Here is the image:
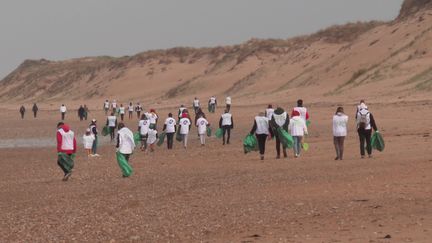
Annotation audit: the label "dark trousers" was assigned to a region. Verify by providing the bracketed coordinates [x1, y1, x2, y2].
[129, 111, 133, 119]
[109, 126, 116, 140]
[20, 112, 24, 119]
[136, 111, 141, 119]
[33, 111, 37, 118]
[61, 112, 65, 120]
[358, 129, 372, 156]
[92, 136, 98, 154]
[120, 114, 124, 121]
[222, 125, 231, 144]
[333, 136, 345, 159]
[226, 104, 231, 112]
[275, 135, 287, 157]
[256, 134, 268, 155]
[79, 115, 84, 121]
[166, 132, 174, 149]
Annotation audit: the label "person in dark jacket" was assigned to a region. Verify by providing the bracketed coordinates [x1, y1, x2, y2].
[269, 107, 290, 159]
[356, 107, 378, 158]
[19, 105, 26, 119]
[78, 105, 85, 121]
[32, 103, 38, 118]
[89, 119, 99, 156]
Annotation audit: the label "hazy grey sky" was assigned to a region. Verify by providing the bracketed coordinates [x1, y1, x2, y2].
[0, 0, 403, 79]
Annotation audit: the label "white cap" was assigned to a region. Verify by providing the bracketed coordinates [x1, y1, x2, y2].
[86, 128, 91, 132]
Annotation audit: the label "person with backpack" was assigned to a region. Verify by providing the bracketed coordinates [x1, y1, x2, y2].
[250, 112, 273, 160]
[19, 105, 25, 119]
[333, 107, 348, 160]
[355, 100, 368, 119]
[179, 113, 192, 149]
[289, 110, 308, 158]
[219, 109, 234, 145]
[356, 105, 378, 158]
[138, 114, 150, 151]
[196, 114, 210, 146]
[163, 113, 177, 150]
[32, 103, 38, 118]
[106, 112, 117, 141]
[270, 107, 289, 159]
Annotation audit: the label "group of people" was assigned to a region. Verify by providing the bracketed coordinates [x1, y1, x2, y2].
[103, 99, 144, 121]
[53, 96, 380, 180]
[19, 103, 39, 119]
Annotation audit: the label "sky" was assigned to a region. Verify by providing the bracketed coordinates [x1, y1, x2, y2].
[0, 0, 404, 79]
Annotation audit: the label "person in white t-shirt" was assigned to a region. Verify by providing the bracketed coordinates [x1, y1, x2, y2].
[265, 104, 275, 120]
[60, 104, 67, 120]
[208, 96, 217, 113]
[106, 112, 117, 141]
[196, 114, 210, 146]
[135, 103, 143, 119]
[83, 128, 95, 157]
[179, 113, 191, 149]
[192, 97, 200, 114]
[128, 102, 134, 120]
[147, 129, 158, 152]
[119, 104, 126, 121]
[219, 109, 234, 145]
[162, 113, 177, 149]
[291, 99, 310, 124]
[138, 114, 150, 151]
[289, 110, 308, 158]
[225, 96, 232, 112]
[333, 107, 348, 160]
[148, 109, 158, 129]
[116, 123, 135, 178]
[250, 112, 273, 160]
[103, 100, 110, 115]
[111, 100, 117, 112]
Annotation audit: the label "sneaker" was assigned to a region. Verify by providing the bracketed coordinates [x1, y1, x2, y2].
[260, 155, 264, 160]
[63, 172, 72, 181]
[361, 155, 365, 159]
[94, 154, 100, 157]
[368, 154, 373, 158]
[335, 157, 339, 160]
[294, 154, 299, 158]
[276, 155, 280, 159]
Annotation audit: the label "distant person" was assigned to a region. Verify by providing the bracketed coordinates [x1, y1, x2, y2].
[250, 112, 273, 160]
[138, 114, 150, 151]
[83, 105, 89, 120]
[196, 114, 210, 146]
[32, 103, 38, 118]
[148, 109, 158, 130]
[103, 99, 110, 115]
[355, 100, 368, 120]
[291, 99, 309, 123]
[119, 104, 125, 121]
[106, 112, 117, 141]
[333, 107, 348, 161]
[208, 95, 217, 113]
[60, 104, 67, 120]
[89, 119, 99, 156]
[356, 105, 378, 159]
[83, 128, 95, 157]
[219, 109, 234, 145]
[78, 105, 85, 121]
[289, 110, 308, 158]
[128, 102, 134, 119]
[116, 123, 135, 178]
[194, 107, 206, 126]
[179, 113, 192, 149]
[135, 102, 143, 119]
[163, 113, 177, 150]
[111, 100, 117, 113]
[225, 96, 232, 112]
[193, 97, 200, 114]
[56, 123, 76, 181]
[19, 105, 25, 119]
[265, 104, 275, 120]
[270, 107, 289, 159]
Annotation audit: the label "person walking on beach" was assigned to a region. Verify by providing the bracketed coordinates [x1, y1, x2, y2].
[355, 100, 368, 119]
[111, 100, 117, 113]
[148, 109, 158, 130]
[56, 122, 77, 181]
[116, 123, 135, 178]
[179, 113, 191, 149]
[119, 104, 125, 121]
[19, 105, 25, 119]
[84, 105, 89, 120]
[78, 105, 85, 121]
[225, 96, 232, 112]
[196, 114, 210, 146]
[219, 109, 234, 145]
[208, 96, 217, 113]
[138, 114, 150, 151]
[193, 97, 200, 114]
[356, 104, 378, 158]
[83, 128, 95, 157]
[163, 113, 176, 150]
[265, 104, 275, 120]
[270, 107, 289, 159]
[128, 102, 134, 120]
[250, 112, 273, 160]
[103, 99, 110, 115]
[333, 107, 348, 160]
[289, 110, 308, 158]
[291, 99, 309, 123]
[135, 102, 143, 119]
[32, 103, 38, 118]
[147, 128, 158, 152]
[178, 105, 186, 121]
[89, 119, 99, 157]
[106, 112, 117, 141]
[60, 104, 67, 120]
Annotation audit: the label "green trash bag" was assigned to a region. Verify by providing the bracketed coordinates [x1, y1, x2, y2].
[102, 126, 110, 136]
[243, 134, 258, 154]
[176, 130, 183, 142]
[57, 152, 75, 173]
[207, 127, 212, 137]
[306, 120, 311, 127]
[116, 152, 133, 177]
[157, 132, 166, 147]
[133, 132, 141, 144]
[277, 127, 294, 149]
[371, 131, 385, 152]
[215, 128, 223, 138]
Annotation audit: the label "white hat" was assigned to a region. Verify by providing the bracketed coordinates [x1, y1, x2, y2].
[86, 128, 91, 132]
[92, 119, 96, 122]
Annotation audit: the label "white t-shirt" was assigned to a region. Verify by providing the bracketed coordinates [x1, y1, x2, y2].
[117, 127, 135, 154]
[107, 116, 117, 127]
[104, 102, 109, 109]
[289, 116, 308, 137]
[139, 119, 150, 135]
[147, 129, 158, 144]
[221, 113, 232, 126]
[265, 108, 275, 120]
[128, 105, 134, 112]
[254, 116, 270, 135]
[60, 106, 67, 113]
[292, 107, 308, 122]
[119, 107, 125, 114]
[179, 118, 191, 135]
[196, 117, 209, 135]
[83, 134, 95, 149]
[193, 99, 200, 107]
[148, 113, 158, 124]
[164, 117, 176, 133]
[209, 97, 216, 104]
[225, 97, 231, 105]
[333, 113, 349, 137]
[112, 102, 117, 108]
